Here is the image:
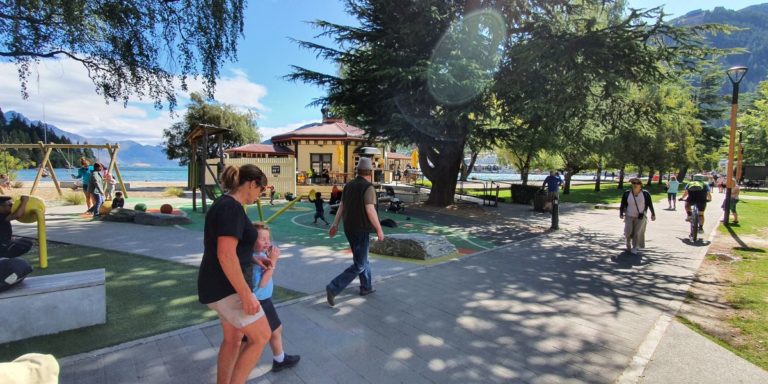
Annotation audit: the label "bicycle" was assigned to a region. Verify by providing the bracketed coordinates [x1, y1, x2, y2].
[680, 197, 702, 242]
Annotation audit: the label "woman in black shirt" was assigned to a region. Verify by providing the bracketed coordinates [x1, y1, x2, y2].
[197, 164, 272, 384]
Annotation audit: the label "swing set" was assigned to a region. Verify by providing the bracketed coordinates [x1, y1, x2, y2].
[0, 142, 129, 198]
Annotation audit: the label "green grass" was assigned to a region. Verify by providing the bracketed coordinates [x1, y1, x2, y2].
[0, 243, 303, 360]
[465, 182, 668, 205]
[718, 199, 768, 237]
[725, 246, 768, 370]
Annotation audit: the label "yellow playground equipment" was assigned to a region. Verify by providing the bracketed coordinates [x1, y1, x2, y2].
[11, 195, 48, 269]
[251, 189, 315, 224]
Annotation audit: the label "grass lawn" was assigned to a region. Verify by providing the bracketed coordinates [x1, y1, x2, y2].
[0, 242, 303, 361]
[464, 182, 668, 205]
[686, 196, 768, 371]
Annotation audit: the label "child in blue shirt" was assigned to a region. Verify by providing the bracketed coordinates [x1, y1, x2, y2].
[250, 223, 300, 373]
[313, 192, 329, 225]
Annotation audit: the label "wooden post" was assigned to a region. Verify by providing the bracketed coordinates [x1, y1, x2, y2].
[108, 144, 128, 198]
[30, 142, 53, 196]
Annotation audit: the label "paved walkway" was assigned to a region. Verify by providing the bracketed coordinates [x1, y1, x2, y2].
[15, 192, 768, 383]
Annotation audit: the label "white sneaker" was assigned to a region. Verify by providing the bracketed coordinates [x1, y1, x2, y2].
[630, 247, 639, 255]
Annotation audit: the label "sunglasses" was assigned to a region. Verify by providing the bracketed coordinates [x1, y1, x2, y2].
[631, 182, 641, 185]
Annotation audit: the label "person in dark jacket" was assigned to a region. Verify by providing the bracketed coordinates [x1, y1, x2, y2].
[325, 157, 384, 306]
[619, 178, 656, 255]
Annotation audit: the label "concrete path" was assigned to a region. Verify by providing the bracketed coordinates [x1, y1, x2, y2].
[16, 192, 768, 383]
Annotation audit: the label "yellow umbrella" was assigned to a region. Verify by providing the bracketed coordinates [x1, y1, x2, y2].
[336, 144, 344, 167]
[410, 149, 419, 169]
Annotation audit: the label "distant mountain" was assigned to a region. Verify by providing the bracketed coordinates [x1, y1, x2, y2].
[2, 110, 179, 167]
[674, 3, 768, 92]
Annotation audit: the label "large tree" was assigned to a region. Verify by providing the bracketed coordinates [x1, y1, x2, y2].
[0, 0, 245, 110]
[740, 80, 768, 166]
[162, 93, 260, 165]
[290, 1, 722, 206]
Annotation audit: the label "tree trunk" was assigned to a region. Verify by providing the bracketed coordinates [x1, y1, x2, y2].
[637, 167, 643, 179]
[420, 142, 463, 207]
[459, 152, 478, 181]
[563, 170, 576, 194]
[677, 166, 687, 182]
[658, 169, 665, 185]
[617, 164, 626, 189]
[594, 160, 603, 192]
[520, 154, 532, 186]
[647, 169, 654, 186]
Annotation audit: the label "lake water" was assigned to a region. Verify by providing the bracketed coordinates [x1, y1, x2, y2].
[13, 167, 188, 182]
[11, 168, 598, 183]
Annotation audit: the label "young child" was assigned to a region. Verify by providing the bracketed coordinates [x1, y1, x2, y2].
[0, 174, 11, 194]
[250, 223, 300, 373]
[313, 192, 329, 225]
[111, 191, 125, 209]
[87, 163, 105, 217]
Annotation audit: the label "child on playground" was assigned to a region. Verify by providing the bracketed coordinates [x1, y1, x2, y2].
[87, 163, 105, 217]
[111, 191, 125, 209]
[249, 223, 300, 373]
[103, 170, 116, 200]
[313, 191, 329, 225]
[0, 174, 10, 194]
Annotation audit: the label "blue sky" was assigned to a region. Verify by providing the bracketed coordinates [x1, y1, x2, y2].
[0, 1, 763, 145]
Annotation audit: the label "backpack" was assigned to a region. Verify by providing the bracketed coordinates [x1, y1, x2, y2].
[687, 181, 705, 192]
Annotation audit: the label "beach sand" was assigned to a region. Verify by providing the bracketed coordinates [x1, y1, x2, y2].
[1, 181, 188, 202]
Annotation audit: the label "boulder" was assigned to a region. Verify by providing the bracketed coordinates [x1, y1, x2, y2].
[134, 211, 192, 226]
[102, 208, 138, 223]
[370, 233, 457, 260]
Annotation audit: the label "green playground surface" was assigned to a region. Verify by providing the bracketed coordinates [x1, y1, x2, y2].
[89, 198, 495, 257]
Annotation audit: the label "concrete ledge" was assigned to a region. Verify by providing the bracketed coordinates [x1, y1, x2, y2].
[0, 269, 106, 343]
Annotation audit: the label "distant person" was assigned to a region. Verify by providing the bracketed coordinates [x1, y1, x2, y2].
[619, 178, 656, 255]
[0, 174, 10, 194]
[681, 175, 712, 234]
[268, 185, 275, 205]
[716, 175, 725, 194]
[542, 171, 563, 209]
[197, 164, 272, 384]
[87, 163, 105, 217]
[322, 168, 330, 184]
[665, 176, 680, 210]
[111, 191, 125, 209]
[248, 223, 300, 373]
[723, 180, 740, 224]
[313, 192, 329, 225]
[329, 185, 342, 206]
[103, 170, 116, 200]
[73, 158, 93, 213]
[0, 196, 32, 258]
[326, 157, 384, 306]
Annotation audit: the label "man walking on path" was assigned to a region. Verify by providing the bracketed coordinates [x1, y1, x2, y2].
[326, 157, 385, 306]
[542, 170, 563, 210]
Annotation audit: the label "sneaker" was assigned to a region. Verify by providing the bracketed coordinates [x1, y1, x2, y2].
[685, 216, 691, 222]
[272, 354, 300, 372]
[698, 226, 704, 233]
[630, 247, 638, 255]
[325, 286, 335, 307]
[360, 288, 376, 296]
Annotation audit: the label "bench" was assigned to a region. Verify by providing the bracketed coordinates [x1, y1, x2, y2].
[0, 269, 106, 343]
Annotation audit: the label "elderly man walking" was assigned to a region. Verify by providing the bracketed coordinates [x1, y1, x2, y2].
[325, 157, 385, 306]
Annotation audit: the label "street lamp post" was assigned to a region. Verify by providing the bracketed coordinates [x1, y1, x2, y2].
[724, 66, 748, 225]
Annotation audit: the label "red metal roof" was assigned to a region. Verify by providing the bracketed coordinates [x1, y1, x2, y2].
[271, 120, 366, 142]
[226, 144, 294, 155]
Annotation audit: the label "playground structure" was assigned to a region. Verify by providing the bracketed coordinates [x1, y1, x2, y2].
[10, 195, 48, 268]
[187, 124, 229, 213]
[0, 142, 129, 198]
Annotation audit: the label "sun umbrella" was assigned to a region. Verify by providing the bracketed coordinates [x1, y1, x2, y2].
[410, 149, 419, 169]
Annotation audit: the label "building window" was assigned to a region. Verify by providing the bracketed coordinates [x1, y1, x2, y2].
[311, 153, 332, 174]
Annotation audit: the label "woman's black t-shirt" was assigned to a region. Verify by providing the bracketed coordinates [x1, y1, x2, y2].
[197, 194, 257, 304]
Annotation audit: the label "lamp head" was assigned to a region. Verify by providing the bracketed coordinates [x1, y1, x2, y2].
[726, 66, 748, 85]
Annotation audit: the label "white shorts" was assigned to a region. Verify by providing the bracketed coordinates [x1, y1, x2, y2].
[207, 293, 265, 329]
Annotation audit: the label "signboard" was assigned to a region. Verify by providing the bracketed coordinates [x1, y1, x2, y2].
[271, 165, 281, 175]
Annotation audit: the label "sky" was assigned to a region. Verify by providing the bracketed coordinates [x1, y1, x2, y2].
[0, 0, 764, 145]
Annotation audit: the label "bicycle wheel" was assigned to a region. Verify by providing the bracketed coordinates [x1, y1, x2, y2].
[691, 206, 699, 242]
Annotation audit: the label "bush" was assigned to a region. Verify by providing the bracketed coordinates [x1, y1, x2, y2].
[511, 185, 541, 205]
[12, 181, 24, 188]
[163, 187, 185, 197]
[62, 192, 85, 205]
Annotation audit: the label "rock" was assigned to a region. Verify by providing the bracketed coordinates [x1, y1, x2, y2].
[133, 211, 192, 226]
[370, 233, 457, 260]
[102, 208, 138, 223]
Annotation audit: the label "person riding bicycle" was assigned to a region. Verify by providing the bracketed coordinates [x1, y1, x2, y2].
[680, 174, 712, 233]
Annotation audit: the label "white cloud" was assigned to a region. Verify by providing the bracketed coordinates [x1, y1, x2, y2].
[258, 120, 317, 142]
[0, 59, 270, 145]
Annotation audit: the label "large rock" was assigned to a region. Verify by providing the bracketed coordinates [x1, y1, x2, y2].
[134, 211, 192, 226]
[102, 208, 138, 222]
[370, 233, 457, 260]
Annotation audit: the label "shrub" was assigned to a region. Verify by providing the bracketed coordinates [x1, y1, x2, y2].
[12, 181, 24, 188]
[134, 203, 147, 212]
[163, 187, 185, 197]
[62, 192, 85, 205]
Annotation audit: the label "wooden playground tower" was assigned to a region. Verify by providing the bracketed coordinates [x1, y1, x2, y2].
[0, 142, 129, 198]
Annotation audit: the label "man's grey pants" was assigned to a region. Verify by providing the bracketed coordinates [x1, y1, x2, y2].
[623, 216, 647, 250]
